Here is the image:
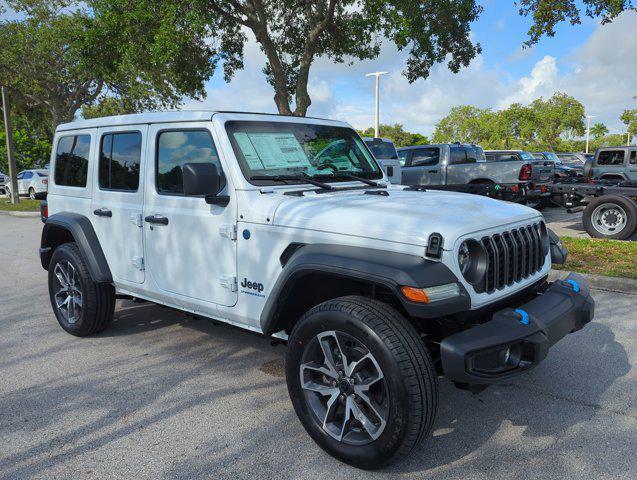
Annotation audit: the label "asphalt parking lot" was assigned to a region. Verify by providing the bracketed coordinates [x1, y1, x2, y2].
[1, 215, 636, 480]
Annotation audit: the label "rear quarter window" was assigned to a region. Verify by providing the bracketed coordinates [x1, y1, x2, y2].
[54, 135, 91, 187]
[597, 150, 625, 166]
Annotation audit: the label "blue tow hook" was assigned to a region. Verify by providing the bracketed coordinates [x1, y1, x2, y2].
[514, 308, 530, 325]
[564, 279, 580, 293]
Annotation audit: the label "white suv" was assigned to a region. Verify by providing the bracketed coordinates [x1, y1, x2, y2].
[5, 168, 49, 199]
[40, 111, 594, 469]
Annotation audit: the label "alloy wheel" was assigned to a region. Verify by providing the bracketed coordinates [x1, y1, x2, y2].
[591, 203, 627, 236]
[52, 260, 83, 324]
[299, 330, 389, 445]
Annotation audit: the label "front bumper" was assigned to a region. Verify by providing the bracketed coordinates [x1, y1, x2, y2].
[440, 273, 594, 385]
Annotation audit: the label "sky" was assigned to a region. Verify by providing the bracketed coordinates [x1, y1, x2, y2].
[183, 2, 637, 136]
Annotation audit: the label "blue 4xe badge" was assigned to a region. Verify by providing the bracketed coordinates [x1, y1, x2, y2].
[240, 278, 265, 298]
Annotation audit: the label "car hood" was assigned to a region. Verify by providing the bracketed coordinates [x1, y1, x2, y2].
[271, 187, 541, 249]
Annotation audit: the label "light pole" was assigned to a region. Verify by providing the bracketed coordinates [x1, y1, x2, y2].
[366, 71, 388, 138]
[585, 115, 595, 154]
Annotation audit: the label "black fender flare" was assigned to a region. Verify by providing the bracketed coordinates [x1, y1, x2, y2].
[260, 243, 470, 336]
[40, 212, 112, 283]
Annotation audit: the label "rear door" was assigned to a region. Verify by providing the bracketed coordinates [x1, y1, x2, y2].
[401, 146, 442, 185]
[90, 126, 147, 284]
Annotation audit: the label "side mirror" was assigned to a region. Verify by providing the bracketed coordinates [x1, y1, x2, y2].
[182, 162, 229, 206]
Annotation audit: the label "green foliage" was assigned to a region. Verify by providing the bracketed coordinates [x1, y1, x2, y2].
[359, 124, 429, 148]
[432, 92, 585, 151]
[517, 0, 635, 46]
[590, 122, 609, 139]
[0, 105, 52, 172]
[620, 109, 637, 134]
[81, 97, 138, 119]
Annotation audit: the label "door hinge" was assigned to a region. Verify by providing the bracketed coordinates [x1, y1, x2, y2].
[130, 213, 143, 228]
[220, 275, 237, 292]
[219, 223, 237, 240]
[132, 256, 145, 271]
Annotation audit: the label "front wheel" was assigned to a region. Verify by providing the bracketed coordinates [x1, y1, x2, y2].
[286, 296, 437, 469]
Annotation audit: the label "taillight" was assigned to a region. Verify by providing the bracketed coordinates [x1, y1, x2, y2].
[540, 185, 547, 193]
[519, 164, 532, 181]
[510, 185, 519, 193]
[40, 201, 48, 224]
[42, 179, 48, 185]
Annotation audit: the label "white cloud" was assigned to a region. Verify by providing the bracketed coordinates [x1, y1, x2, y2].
[498, 55, 559, 107]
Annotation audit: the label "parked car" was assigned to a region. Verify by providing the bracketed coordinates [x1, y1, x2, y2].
[584, 146, 637, 181]
[0, 171, 7, 194]
[362, 137, 402, 184]
[3, 169, 49, 199]
[484, 150, 555, 208]
[532, 152, 583, 178]
[556, 152, 589, 166]
[39, 111, 594, 469]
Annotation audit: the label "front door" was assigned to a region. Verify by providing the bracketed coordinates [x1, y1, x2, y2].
[143, 122, 238, 307]
[91, 126, 146, 284]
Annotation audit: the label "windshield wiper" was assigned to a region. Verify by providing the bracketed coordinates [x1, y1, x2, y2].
[250, 173, 334, 190]
[315, 172, 382, 187]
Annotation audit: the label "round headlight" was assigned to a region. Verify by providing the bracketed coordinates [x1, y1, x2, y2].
[458, 239, 488, 285]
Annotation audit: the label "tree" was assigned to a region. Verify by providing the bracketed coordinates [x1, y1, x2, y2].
[620, 109, 637, 135]
[0, 103, 52, 172]
[432, 105, 491, 144]
[96, 0, 482, 117]
[590, 122, 609, 139]
[517, 0, 636, 46]
[81, 97, 137, 119]
[530, 92, 585, 151]
[0, 1, 216, 126]
[359, 124, 428, 147]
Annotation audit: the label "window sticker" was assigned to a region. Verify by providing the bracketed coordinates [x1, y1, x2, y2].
[234, 132, 311, 171]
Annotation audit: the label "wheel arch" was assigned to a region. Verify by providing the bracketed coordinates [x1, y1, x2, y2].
[260, 243, 469, 336]
[40, 212, 112, 283]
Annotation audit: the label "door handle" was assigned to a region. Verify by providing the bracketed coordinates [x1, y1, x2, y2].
[144, 214, 169, 225]
[93, 208, 112, 217]
[427, 169, 438, 173]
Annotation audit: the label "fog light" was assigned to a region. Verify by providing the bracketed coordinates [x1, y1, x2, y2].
[471, 343, 523, 374]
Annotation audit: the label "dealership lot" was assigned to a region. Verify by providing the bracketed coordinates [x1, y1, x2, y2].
[1, 215, 635, 480]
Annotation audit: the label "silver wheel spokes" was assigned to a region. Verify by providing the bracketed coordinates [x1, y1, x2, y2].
[592, 203, 627, 235]
[54, 261, 82, 324]
[300, 331, 388, 445]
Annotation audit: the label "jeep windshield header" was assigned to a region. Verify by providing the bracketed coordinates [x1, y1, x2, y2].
[225, 120, 383, 185]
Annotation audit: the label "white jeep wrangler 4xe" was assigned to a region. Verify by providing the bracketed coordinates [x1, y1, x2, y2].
[39, 111, 594, 469]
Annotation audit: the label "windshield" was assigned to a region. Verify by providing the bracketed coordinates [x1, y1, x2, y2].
[363, 139, 398, 159]
[543, 152, 561, 163]
[226, 121, 382, 183]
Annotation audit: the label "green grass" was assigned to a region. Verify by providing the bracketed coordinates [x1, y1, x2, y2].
[0, 198, 41, 212]
[554, 237, 637, 279]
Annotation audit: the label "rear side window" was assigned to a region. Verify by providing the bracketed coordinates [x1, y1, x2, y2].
[156, 130, 222, 195]
[450, 147, 467, 165]
[410, 147, 439, 167]
[99, 132, 142, 191]
[55, 135, 91, 187]
[597, 150, 625, 166]
[496, 153, 518, 162]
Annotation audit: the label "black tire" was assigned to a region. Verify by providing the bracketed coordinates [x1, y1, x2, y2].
[48, 242, 115, 336]
[286, 296, 437, 470]
[29, 187, 36, 200]
[582, 195, 637, 240]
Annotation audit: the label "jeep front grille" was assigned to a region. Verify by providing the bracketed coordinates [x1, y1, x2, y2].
[477, 223, 546, 294]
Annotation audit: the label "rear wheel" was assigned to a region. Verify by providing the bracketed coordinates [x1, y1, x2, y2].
[286, 296, 437, 470]
[582, 195, 637, 240]
[48, 242, 115, 336]
[29, 187, 36, 200]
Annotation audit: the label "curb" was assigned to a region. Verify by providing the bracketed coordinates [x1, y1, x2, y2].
[0, 210, 40, 217]
[550, 269, 637, 295]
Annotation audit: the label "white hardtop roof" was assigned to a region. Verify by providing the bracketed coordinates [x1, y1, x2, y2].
[56, 110, 349, 132]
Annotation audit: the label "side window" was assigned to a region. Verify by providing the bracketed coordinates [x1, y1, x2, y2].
[497, 153, 517, 162]
[16, 172, 24, 179]
[485, 153, 495, 162]
[397, 150, 408, 166]
[597, 150, 625, 166]
[23, 172, 33, 179]
[449, 147, 467, 165]
[630, 151, 636, 165]
[156, 130, 223, 195]
[99, 132, 142, 191]
[411, 147, 440, 167]
[55, 135, 91, 187]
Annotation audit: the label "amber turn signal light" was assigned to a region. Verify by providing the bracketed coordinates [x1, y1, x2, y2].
[400, 286, 430, 304]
